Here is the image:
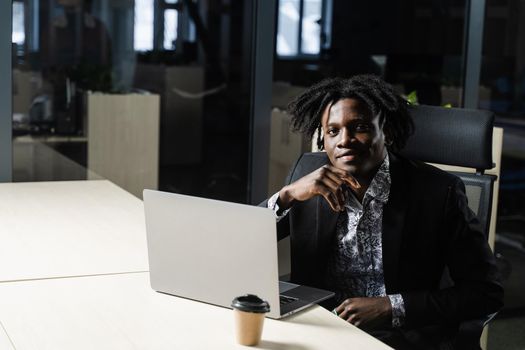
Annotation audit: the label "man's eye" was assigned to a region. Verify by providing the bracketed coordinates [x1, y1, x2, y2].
[327, 129, 338, 136]
[356, 124, 371, 132]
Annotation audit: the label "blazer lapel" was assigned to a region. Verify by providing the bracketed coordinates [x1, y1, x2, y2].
[314, 154, 340, 257]
[382, 153, 410, 292]
[313, 194, 339, 286]
[317, 195, 339, 250]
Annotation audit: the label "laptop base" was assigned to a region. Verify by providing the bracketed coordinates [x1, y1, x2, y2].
[278, 281, 334, 318]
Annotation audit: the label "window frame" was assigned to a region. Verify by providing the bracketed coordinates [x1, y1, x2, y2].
[153, 0, 183, 51]
[275, 0, 332, 60]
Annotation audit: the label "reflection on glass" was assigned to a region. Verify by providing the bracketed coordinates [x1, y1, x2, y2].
[301, 0, 322, 55]
[134, 0, 154, 51]
[277, 0, 300, 56]
[12, 0, 256, 203]
[480, 2, 525, 313]
[271, 0, 468, 193]
[276, 0, 467, 105]
[480, 1, 525, 118]
[164, 9, 178, 50]
[12, 1, 25, 45]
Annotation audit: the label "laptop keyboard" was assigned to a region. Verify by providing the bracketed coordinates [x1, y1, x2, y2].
[279, 295, 298, 306]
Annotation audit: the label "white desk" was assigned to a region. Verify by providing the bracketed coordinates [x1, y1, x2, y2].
[0, 180, 148, 282]
[0, 273, 391, 350]
[0, 323, 15, 350]
[0, 180, 391, 349]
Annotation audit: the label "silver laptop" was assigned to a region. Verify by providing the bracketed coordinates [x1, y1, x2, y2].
[143, 189, 334, 319]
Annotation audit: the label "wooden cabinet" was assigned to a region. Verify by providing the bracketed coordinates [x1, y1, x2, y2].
[268, 108, 311, 196]
[87, 93, 160, 198]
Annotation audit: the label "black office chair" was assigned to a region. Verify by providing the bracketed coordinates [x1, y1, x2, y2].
[399, 104, 498, 350]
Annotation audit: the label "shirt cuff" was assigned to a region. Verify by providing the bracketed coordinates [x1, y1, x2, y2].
[268, 192, 290, 222]
[387, 294, 406, 328]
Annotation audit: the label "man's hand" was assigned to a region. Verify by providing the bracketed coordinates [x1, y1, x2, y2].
[335, 297, 392, 330]
[278, 165, 361, 212]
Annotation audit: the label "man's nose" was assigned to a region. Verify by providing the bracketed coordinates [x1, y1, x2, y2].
[337, 128, 354, 147]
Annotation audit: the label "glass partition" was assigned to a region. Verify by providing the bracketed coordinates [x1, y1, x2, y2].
[270, 0, 468, 195]
[480, 0, 525, 321]
[12, 0, 256, 203]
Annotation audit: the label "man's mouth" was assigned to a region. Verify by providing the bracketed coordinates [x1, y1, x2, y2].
[336, 151, 359, 162]
[339, 155, 356, 162]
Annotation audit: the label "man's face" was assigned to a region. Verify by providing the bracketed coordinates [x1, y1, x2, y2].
[321, 98, 387, 182]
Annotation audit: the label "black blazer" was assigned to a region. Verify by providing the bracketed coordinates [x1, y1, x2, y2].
[264, 152, 503, 329]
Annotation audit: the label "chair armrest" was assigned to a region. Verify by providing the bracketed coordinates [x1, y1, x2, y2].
[454, 312, 498, 350]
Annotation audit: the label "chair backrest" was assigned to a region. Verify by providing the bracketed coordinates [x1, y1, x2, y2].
[401, 105, 495, 171]
[399, 105, 497, 240]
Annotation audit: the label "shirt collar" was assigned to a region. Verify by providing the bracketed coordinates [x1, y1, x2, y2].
[363, 153, 391, 204]
[343, 153, 391, 209]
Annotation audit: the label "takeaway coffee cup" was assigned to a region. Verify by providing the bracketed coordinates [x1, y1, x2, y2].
[231, 294, 270, 346]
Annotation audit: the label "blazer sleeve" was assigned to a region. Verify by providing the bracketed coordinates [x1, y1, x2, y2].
[401, 177, 504, 328]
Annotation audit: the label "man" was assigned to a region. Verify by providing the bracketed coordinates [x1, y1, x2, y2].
[264, 75, 503, 349]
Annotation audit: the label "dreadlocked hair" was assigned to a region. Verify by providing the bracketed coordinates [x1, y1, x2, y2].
[286, 74, 414, 152]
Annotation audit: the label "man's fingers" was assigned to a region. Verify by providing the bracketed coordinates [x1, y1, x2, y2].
[335, 299, 349, 315]
[334, 186, 346, 209]
[343, 175, 361, 189]
[340, 306, 358, 321]
[335, 297, 390, 329]
[335, 299, 357, 320]
[323, 165, 362, 189]
[321, 191, 342, 212]
[319, 166, 347, 188]
[350, 318, 362, 327]
[299, 165, 355, 211]
[338, 308, 349, 319]
[329, 191, 345, 212]
[315, 175, 343, 194]
[323, 165, 348, 178]
[314, 182, 345, 211]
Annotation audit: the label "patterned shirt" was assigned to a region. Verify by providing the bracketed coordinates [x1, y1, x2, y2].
[268, 154, 405, 328]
